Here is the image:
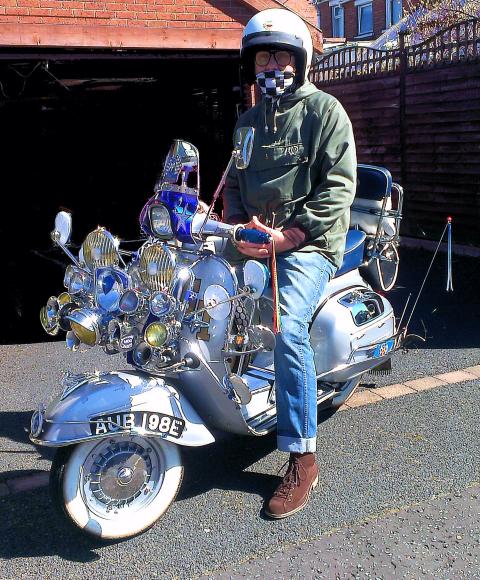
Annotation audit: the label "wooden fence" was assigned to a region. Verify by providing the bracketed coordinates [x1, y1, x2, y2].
[310, 20, 480, 246]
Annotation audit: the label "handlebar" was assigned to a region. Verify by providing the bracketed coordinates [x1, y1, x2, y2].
[191, 215, 271, 245]
[234, 227, 271, 245]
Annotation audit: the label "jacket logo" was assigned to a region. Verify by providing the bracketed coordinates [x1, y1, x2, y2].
[285, 145, 300, 155]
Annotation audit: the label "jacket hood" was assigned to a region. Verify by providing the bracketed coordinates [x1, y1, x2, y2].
[280, 80, 319, 104]
[257, 80, 320, 134]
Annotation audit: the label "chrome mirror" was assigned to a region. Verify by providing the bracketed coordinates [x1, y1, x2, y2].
[157, 140, 199, 192]
[196, 127, 254, 238]
[234, 127, 255, 170]
[51, 211, 72, 246]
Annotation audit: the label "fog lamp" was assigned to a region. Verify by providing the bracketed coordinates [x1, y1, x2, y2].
[145, 322, 168, 348]
[67, 308, 103, 346]
[58, 292, 72, 306]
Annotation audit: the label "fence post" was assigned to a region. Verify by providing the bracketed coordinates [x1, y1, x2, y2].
[399, 30, 407, 189]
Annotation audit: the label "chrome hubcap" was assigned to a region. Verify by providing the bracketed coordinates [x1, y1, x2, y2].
[88, 441, 153, 508]
[117, 467, 134, 486]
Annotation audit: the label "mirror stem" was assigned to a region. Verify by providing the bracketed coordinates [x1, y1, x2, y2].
[51, 235, 82, 268]
[197, 153, 234, 239]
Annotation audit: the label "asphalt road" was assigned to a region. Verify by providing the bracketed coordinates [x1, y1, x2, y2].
[0, 340, 479, 579]
[0, 246, 478, 579]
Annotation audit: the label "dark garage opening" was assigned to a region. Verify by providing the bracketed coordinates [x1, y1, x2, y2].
[0, 51, 241, 344]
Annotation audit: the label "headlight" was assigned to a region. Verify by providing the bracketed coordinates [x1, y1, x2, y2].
[150, 204, 173, 239]
[67, 308, 103, 346]
[95, 267, 128, 313]
[81, 228, 119, 271]
[139, 243, 176, 292]
[145, 322, 168, 348]
[67, 266, 92, 295]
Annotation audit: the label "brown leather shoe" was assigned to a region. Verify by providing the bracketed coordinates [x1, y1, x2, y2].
[265, 452, 319, 519]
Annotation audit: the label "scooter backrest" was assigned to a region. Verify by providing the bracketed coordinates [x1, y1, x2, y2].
[350, 164, 396, 237]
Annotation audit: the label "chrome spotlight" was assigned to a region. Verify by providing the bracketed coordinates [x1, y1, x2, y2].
[95, 267, 128, 313]
[150, 291, 175, 317]
[81, 228, 120, 271]
[39, 296, 60, 336]
[66, 308, 104, 346]
[67, 266, 92, 295]
[119, 289, 145, 315]
[132, 342, 153, 367]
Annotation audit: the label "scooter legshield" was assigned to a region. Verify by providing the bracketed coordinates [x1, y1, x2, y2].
[29, 370, 215, 447]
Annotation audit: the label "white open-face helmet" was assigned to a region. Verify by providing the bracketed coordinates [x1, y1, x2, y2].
[241, 8, 313, 85]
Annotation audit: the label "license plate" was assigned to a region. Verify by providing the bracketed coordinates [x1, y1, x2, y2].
[90, 411, 185, 438]
[372, 338, 395, 358]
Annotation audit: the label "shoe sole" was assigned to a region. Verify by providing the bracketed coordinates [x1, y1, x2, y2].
[264, 475, 319, 520]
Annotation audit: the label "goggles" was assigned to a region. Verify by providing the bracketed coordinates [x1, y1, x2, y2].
[254, 50, 293, 67]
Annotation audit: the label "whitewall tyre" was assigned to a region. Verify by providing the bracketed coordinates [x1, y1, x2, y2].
[50, 435, 183, 540]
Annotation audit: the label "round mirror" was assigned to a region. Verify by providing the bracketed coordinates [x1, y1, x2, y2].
[203, 285, 231, 320]
[52, 211, 72, 246]
[244, 260, 270, 299]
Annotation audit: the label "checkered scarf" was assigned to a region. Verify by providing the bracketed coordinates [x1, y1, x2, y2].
[255, 70, 295, 99]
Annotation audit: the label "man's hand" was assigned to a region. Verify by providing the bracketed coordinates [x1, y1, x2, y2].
[235, 215, 299, 258]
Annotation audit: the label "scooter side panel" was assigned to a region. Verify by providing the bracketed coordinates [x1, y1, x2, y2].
[30, 370, 215, 447]
[311, 283, 396, 382]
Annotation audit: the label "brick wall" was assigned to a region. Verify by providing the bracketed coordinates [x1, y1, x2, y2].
[0, 0, 321, 50]
[0, 0, 254, 30]
[283, 0, 318, 25]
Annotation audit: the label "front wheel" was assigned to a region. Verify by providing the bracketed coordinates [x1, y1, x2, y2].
[50, 435, 183, 539]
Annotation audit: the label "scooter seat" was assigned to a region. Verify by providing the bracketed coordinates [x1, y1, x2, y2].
[335, 229, 367, 278]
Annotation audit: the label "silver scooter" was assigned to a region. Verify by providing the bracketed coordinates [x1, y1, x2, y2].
[31, 129, 404, 539]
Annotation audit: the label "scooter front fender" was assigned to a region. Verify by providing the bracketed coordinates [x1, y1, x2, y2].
[30, 370, 215, 447]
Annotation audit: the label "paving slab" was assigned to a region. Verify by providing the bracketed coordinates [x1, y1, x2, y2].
[202, 484, 480, 579]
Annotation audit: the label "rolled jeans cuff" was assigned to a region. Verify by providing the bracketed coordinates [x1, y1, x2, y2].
[277, 435, 317, 453]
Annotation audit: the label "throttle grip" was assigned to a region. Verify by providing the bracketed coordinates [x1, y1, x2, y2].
[235, 228, 271, 245]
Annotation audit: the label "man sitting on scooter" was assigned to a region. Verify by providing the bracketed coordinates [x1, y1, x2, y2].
[223, 8, 357, 519]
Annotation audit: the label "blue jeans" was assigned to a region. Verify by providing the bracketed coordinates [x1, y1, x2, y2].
[274, 251, 336, 453]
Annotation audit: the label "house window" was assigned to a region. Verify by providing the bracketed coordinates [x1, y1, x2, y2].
[386, 0, 402, 27]
[331, 5, 344, 37]
[355, 0, 373, 36]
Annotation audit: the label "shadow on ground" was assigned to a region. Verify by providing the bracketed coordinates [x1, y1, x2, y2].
[0, 411, 54, 468]
[0, 409, 337, 560]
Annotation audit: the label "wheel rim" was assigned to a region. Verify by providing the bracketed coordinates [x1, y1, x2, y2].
[81, 438, 164, 519]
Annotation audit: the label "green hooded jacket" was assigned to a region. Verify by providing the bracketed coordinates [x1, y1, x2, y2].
[223, 81, 357, 268]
